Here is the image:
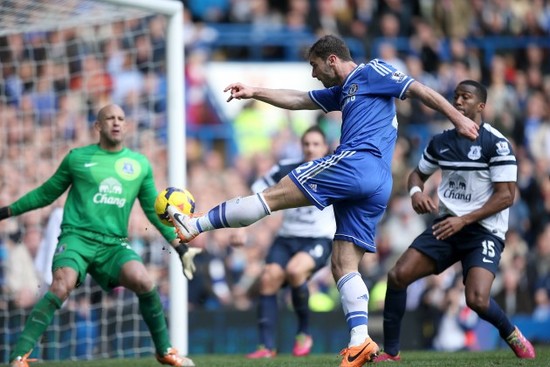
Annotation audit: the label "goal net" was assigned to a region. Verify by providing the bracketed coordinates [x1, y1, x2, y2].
[0, 0, 185, 362]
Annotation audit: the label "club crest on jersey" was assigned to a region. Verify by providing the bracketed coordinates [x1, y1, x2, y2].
[115, 157, 141, 181]
[495, 141, 510, 156]
[348, 83, 358, 95]
[467, 145, 482, 160]
[122, 162, 134, 174]
[391, 70, 406, 83]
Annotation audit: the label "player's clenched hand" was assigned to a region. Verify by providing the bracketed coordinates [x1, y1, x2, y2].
[0, 207, 10, 221]
[432, 216, 466, 240]
[410, 192, 437, 214]
[172, 242, 202, 280]
[224, 83, 254, 102]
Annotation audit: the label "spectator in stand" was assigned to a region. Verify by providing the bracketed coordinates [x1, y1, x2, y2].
[522, 92, 547, 156]
[432, 0, 473, 38]
[377, 41, 407, 76]
[432, 274, 479, 352]
[6, 226, 41, 310]
[533, 283, 550, 322]
[485, 55, 519, 136]
[529, 222, 550, 288]
[313, 0, 349, 37]
[379, 195, 426, 256]
[376, 0, 418, 37]
[494, 264, 534, 317]
[409, 20, 441, 74]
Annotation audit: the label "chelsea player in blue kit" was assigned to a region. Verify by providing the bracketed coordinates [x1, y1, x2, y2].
[167, 35, 479, 367]
[374, 80, 536, 362]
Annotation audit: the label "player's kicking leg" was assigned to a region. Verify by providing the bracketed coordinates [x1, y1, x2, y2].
[167, 192, 273, 243]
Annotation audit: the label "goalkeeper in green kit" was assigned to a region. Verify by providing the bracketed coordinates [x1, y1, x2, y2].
[3, 104, 199, 367]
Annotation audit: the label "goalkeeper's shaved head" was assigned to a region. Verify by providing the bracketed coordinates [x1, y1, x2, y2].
[97, 104, 125, 122]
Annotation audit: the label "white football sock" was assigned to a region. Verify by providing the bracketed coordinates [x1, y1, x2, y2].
[337, 272, 370, 347]
[194, 193, 271, 232]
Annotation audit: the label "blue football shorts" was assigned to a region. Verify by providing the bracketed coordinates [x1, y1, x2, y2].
[266, 236, 332, 271]
[410, 216, 504, 277]
[289, 150, 392, 252]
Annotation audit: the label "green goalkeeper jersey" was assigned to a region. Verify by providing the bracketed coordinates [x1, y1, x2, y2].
[10, 144, 176, 244]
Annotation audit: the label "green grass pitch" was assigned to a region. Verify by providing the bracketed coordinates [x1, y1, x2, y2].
[23, 345, 550, 367]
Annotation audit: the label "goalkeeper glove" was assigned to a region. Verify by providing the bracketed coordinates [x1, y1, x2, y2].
[174, 244, 202, 280]
[0, 207, 10, 221]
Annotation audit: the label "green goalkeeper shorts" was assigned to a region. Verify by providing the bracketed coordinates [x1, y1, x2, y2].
[52, 230, 143, 291]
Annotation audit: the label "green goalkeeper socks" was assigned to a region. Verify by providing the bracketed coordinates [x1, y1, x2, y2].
[138, 287, 171, 355]
[10, 291, 62, 361]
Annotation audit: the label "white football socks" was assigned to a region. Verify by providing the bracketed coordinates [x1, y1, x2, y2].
[194, 193, 271, 232]
[337, 272, 370, 346]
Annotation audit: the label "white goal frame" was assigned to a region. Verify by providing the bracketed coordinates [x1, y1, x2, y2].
[101, 0, 188, 355]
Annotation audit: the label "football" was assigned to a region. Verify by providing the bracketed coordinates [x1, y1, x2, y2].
[154, 187, 196, 226]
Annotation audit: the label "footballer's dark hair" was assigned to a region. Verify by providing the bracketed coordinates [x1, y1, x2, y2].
[307, 35, 353, 62]
[301, 125, 327, 143]
[458, 80, 487, 103]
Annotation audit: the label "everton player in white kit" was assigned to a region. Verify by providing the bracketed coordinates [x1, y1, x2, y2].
[246, 126, 335, 359]
[167, 35, 479, 367]
[374, 80, 536, 362]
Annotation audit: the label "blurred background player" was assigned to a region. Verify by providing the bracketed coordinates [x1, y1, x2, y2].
[1, 104, 199, 367]
[167, 35, 479, 367]
[375, 80, 535, 362]
[246, 126, 335, 358]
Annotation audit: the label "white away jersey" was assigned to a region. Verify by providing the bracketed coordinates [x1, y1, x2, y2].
[251, 158, 336, 239]
[418, 123, 517, 239]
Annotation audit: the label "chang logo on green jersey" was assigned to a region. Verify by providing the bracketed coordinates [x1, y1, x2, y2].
[94, 177, 126, 208]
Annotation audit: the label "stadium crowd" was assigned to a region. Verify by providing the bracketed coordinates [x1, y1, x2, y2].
[0, 0, 549, 355]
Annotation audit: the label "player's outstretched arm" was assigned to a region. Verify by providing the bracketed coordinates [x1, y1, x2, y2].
[406, 81, 479, 140]
[224, 82, 318, 110]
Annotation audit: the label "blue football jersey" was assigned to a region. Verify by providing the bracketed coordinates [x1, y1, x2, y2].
[309, 59, 414, 167]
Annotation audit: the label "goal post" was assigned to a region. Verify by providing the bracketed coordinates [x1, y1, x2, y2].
[0, 0, 188, 362]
